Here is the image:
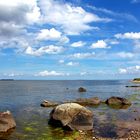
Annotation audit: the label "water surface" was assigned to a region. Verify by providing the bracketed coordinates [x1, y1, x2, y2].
[0, 80, 140, 139]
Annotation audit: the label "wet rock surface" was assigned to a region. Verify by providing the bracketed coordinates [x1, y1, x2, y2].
[41, 100, 59, 107]
[48, 103, 93, 131]
[0, 111, 16, 139]
[74, 97, 101, 106]
[0, 111, 16, 133]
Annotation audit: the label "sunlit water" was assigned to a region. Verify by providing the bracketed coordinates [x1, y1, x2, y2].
[0, 80, 140, 139]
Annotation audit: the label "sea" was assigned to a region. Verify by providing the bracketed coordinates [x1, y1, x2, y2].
[0, 80, 140, 140]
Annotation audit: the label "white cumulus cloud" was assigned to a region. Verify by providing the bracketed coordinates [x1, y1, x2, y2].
[36, 70, 65, 76]
[115, 32, 140, 40]
[25, 45, 64, 56]
[66, 62, 79, 66]
[119, 68, 127, 74]
[80, 72, 88, 76]
[119, 65, 140, 74]
[71, 41, 86, 47]
[38, 0, 111, 35]
[117, 52, 134, 58]
[91, 40, 110, 49]
[70, 52, 95, 59]
[36, 28, 62, 41]
[59, 60, 65, 64]
[3, 72, 23, 77]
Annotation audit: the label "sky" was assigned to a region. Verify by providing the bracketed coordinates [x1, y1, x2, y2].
[0, 0, 140, 80]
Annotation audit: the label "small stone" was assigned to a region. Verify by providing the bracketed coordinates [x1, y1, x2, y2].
[131, 131, 134, 133]
[133, 109, 138, 112]
[78, 87, 87, 92]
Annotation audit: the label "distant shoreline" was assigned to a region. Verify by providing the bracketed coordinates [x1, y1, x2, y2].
[0, 79, 131, 81]
[0, 79, 14, 81]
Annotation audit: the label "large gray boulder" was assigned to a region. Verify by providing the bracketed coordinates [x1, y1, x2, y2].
[0, 111, 16, 133]
[48, 103, 93, 131]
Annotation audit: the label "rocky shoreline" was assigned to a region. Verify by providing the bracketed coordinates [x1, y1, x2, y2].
[0, 86, 140, 139]
[67, 129, 140, 140]
[40, 94, 140, 139]
[97, 130, 140, 140]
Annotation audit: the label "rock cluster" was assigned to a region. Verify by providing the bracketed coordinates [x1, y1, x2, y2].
[41, 96, 131, 108]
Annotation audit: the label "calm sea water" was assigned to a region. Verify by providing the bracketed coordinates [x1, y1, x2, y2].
[0, 80, 140, 139]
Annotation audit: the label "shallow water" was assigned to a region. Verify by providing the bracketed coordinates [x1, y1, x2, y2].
[0, 80, 140, 139]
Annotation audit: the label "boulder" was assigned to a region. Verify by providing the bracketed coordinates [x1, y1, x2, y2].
[106, 96, 131, 106]
[78, 87, 86, 92]
[48, 103, 93, 131]
[41, 100, 59, 107]
[74, 97, 101, 106]
[0, 111, 16, 133]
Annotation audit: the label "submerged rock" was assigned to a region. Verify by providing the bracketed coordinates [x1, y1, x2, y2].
[41, 100, 59, 107]
[48, 103, 93, 131]
[78, 87, 87, 92]
[0, 111, 16, 133]
[106, 96, 131, 108]
[74, 97, 101, 106]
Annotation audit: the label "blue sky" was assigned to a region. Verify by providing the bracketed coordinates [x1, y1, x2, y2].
[0, 0, 140, 79]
